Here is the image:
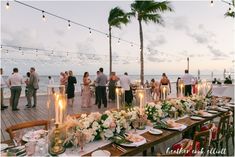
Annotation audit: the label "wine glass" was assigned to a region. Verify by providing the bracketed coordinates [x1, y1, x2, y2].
[25, 141, 36, 156]
[77, 131, 86, 153]
[13, 130, 24, 146]
[132, 119, 139, 133]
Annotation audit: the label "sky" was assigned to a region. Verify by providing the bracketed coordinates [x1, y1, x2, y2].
[1, 0, 234, 76]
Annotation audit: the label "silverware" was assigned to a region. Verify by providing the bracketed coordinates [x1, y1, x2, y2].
[112, 144, 127, 153]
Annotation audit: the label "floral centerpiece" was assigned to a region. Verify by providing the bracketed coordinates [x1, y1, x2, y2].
[144, 102, 163, 121]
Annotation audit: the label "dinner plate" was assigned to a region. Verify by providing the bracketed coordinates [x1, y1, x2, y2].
[22, 130, 46, 142]
[0, 144, 8, 151]
[120, 135, 146, 147]
[207, 110, 219, 114]
[91, 150, 111, 157]
[217, 107, 228, 112]
[148, 128, 163, 135]
[167, 124, 187, 131]
[190, 116, 204, 120]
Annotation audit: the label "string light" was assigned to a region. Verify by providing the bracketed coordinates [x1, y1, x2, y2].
[210, 0, 214, 6]
[118, 38, 120, 44]
[6, 1, 10, 10]
[42, 11, 46, 21]
[68, 20, 71, 29]
[89, 28, 92, 35]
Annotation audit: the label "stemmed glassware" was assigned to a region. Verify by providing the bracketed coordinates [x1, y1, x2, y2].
[132, 119, 139, 133]
[13, 130, 24, 146]
[76, 131, 86, 153]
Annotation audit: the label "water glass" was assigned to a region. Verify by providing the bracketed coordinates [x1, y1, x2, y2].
[25, 141, 36, 156]
[132, 119, 139, 133]
[13, 130, 24, 146]
[77, 131, 86, 153]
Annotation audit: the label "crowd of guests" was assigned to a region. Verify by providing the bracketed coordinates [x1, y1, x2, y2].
[1, 67, 199, 111]
[0, 67, 39, 111]
[146, 69, 196, 100]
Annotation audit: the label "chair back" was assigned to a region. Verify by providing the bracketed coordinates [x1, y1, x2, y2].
[192, 128, 212, 156]
[217, 112, 231, 140]
[6, 120, 48, 140]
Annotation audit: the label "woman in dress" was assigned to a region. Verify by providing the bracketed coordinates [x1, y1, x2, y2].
[160, 73, 171, 99]
[108, 72, 119, 102]
[81, 72, 92, 108]
[67, 71, 77, 107]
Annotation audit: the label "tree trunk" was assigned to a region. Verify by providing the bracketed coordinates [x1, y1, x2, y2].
[138, 18, 144, 85]
[109, 25, 112, 76]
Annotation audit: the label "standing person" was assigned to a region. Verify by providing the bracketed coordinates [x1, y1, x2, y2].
[81, 72, 91, 108]
[176, 77, 181, 97]
[7, 68, 24, 111]
[0, 68, 8, 110]
[181, 69, 194, 96]
[150, 79, 160, 100]
[64, 71, 69, 92]
[160, 73, 171, 99]
[96, 67, 108, 109]
[67, 71, 77, 107]
[48, 76, 54, 85]
[120, 72, 133, 105]
[27, 67, 39, 108]
[94, 71, 100, 105]
[25, 72, 30, 107]
[108, 72, 119, 102]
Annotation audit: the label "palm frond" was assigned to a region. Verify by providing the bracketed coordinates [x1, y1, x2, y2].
[142, 13, 163, 24]
[225, 11, 235, 18]
[108, 7, 130, 28]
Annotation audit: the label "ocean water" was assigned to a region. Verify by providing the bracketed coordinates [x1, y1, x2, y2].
[2, 74, 225, 98]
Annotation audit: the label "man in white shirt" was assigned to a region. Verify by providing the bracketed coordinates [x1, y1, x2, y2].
[181, 69, 194, 96]
[0, 68, 8, 110]
[120, 72, 133, 105]
[8, 68, 24, 111]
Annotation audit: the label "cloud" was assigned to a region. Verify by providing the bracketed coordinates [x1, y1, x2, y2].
[166, 16, 189, 32]
[1, 27, 46, 49]
[54, 29, 66, 37]
[147, 56, 166, 62]
[207, 45, 229, 60]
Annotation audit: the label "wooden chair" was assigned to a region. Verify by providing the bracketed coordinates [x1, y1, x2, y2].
[211, 112, 231, 156]
[5, 120, 48, 140]
[160, 128, 212, 156]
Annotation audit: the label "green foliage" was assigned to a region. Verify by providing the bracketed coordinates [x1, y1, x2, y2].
[108, 7, 130, 28]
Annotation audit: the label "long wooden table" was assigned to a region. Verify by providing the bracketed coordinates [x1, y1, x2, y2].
[84, 111, 225, 156]
[1, 109, 229, 156]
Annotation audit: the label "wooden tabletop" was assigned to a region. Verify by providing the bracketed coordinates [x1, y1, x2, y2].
[84, 111, 224, 156]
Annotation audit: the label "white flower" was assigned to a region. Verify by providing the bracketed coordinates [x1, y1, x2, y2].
[116, 125, 121, 134]
[92, 121, 100, 130]
[81, 114, 87, 118]
[171, 107, 176, 111]
[103, 117, 112, 128]
[104, 129, 114, 138]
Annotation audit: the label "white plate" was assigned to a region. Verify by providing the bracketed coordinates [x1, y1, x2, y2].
[207, 110, 219, 114]
[22, 130, 45, 142]
[0, 144, 8, 151]
[217, 107, 228, 112]
[190, 116, 204, 120]
[167, 124, 187, 131]
[120, 135, 146, 147]
[149, 128, 163, 135]
[91, 150, 111, 157]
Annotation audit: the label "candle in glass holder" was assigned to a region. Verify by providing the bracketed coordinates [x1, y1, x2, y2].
[58, 100, 63, 124]
[162, 87, 166, 100]
[139, 93, 143, 115]
[180, 84, 183, 97]
[116, 88, 120, 110]
[197, 84, 200, 95]
[55, 94, 59, 124]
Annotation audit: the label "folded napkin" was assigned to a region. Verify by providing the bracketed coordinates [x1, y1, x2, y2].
[166, 120, 187, 131]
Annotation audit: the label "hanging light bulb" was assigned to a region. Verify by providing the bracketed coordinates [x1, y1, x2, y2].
[42, 11, 46, 21]
[228, 6, 233, 13]
[89, 28, 92, 35]
[68, 20, 71, 29]
[67, 52, 69, 56]
[118, 38, 120, 44]
[210, 0, 214, 7]
[6, 1, 10, 10]
[131, 42, 133, 47]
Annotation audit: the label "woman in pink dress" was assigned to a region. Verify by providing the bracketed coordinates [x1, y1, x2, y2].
[81, 72, 91, 108]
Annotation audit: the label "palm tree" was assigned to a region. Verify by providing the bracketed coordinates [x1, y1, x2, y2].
[225, 0, 234, 18]
[108, 7, 129, 75]
[130, 0, 173, 85]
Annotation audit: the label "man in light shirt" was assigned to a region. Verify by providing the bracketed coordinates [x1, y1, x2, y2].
[7, 68, 24, 111]
[120, 72, 133, 105]
[0, 68, 8, 110]
[96, 67, 108, 109]
[28, 67, 39, 108]
[181, 69, 194, 96]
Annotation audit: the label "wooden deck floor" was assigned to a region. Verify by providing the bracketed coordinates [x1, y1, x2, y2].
[1, 93, 116, 142]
